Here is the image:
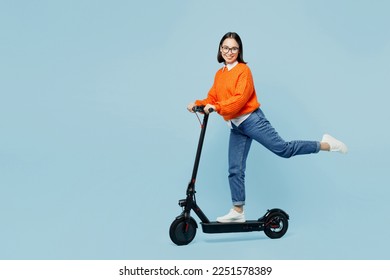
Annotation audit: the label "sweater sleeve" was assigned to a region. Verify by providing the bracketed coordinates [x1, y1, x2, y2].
[215, 67, 254, 117]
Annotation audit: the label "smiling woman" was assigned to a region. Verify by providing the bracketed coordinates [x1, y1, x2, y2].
[187, 31, 348, 224]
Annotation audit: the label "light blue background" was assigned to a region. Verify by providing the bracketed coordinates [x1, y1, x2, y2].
[1, 0, 389, 259]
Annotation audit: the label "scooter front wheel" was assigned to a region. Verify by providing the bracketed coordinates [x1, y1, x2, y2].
[169, 216, 197, 246]
[264, 212, 289, 239]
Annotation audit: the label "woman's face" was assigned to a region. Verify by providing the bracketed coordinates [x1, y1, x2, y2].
[220, 38, 240, 64]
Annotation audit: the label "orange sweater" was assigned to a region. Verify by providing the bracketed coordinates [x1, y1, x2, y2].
[196, 63, 260, 121]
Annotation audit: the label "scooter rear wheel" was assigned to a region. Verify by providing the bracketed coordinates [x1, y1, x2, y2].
[169, 217, 197, 246]
[264, 212, 288, 239]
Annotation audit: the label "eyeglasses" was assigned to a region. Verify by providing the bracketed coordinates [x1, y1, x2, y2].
[221, 45, 239, 54]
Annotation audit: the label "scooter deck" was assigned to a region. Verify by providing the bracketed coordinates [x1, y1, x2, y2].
[201, 220, 265, 234]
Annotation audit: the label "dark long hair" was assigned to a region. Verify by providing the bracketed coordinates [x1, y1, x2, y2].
[217, 32, 247, 64]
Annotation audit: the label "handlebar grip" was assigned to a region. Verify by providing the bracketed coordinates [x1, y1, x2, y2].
[192, 106, 214, 113]
[192, 106, 204, 112]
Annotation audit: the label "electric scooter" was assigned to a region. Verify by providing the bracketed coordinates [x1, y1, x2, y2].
[169, 106, 289, 246]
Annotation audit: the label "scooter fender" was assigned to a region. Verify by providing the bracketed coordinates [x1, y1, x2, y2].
[174, 214, 198, 228]
[258, 208, 289, 222]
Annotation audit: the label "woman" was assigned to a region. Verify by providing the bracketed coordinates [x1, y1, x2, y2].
[187, 32, 347, 223]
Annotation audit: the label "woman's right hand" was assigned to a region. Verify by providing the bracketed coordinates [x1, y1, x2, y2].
[187, 102, 196, 113]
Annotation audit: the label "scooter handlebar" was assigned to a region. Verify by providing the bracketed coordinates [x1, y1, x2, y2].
[192, 106, 214, 113]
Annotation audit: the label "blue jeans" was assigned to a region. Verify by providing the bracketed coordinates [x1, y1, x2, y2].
[228, 108, 320, 206]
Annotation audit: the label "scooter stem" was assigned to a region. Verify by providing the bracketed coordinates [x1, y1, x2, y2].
[189, 112, 210, 189]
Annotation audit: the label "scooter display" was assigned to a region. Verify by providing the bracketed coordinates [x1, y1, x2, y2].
[169, 106, 289, 246]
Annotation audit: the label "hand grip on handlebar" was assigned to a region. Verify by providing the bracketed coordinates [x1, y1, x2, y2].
[192, 106, 214, 113]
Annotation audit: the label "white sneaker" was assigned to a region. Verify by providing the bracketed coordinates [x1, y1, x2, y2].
[322, 134, 348, 154]
[216, 209, 245, 223]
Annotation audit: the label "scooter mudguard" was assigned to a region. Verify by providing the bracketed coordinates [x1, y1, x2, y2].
[258, 208, 289, 222]
[174, 214, 198, 228]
